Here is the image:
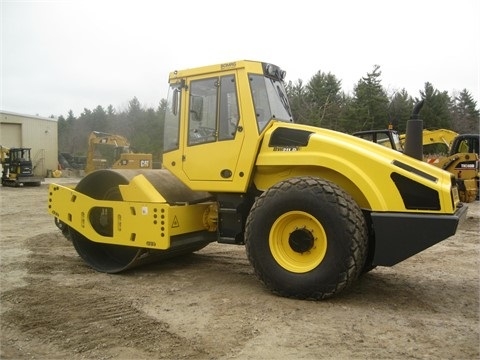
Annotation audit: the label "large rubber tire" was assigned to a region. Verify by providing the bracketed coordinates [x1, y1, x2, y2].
[245, 176, 368, 300]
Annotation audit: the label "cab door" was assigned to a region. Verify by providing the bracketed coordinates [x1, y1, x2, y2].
[182, 74, 244, 182]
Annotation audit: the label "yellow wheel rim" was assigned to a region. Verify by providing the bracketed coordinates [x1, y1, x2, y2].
[269, 211, 327, 273]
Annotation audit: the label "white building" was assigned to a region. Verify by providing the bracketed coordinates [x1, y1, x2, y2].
[0, 110, 58, 177]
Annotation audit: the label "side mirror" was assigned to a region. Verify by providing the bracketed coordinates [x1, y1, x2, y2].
[172, 89, 180, 116]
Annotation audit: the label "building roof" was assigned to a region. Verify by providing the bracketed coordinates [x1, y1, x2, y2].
[0, 110, 58, 122]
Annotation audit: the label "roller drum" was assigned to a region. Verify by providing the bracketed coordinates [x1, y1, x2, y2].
[68, 169, 215, 273]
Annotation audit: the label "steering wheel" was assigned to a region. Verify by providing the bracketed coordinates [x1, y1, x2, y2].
[190, 127, 216, 143]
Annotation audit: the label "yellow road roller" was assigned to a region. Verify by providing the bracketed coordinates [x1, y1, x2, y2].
[48, 60, 467, 299]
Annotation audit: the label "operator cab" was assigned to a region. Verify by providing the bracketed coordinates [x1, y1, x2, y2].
[163, 62, 293, 152]
[7, 148, 34, 176]
[450, 134, 479, 156]
[161, 61, 293, 192]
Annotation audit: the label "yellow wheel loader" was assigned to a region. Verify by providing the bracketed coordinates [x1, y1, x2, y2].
[48, 60, 467, 300]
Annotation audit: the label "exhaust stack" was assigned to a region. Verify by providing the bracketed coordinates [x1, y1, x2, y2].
[404, 100, 424, 161]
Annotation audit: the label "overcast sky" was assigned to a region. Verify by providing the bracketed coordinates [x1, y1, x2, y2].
[1, 0, 479, 119]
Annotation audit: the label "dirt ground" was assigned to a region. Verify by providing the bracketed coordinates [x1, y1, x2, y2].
[0, 177, 478, 360]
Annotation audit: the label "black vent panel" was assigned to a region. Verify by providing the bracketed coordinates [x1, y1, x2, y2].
[391, 172, 440, 210]
[269, 128, 313, 147]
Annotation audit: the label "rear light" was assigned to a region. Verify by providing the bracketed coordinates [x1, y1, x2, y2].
[450, 175, 460, 207]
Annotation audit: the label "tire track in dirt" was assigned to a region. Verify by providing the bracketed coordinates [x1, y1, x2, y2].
[1, 233, 208, 359]
[1, 282, 202, 358]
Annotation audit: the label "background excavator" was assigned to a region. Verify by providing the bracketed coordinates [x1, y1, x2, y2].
[400, 128, 459, 155]
[353, 127, 459, 154]
[84, 131, 153, 174]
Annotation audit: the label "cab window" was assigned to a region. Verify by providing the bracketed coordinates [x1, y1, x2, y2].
[163, 86, 181, 152]
[188, 75, 239, 146]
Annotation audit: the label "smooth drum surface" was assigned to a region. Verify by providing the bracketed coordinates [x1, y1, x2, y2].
[70, 169, 213, 273]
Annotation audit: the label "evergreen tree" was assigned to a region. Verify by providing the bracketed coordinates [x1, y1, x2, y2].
[138, 108, 163, 163]
[107, 105, 115, 116]
[78, 108, 93, 131]
[450, 89, 479, 133]
[92, 105, 108, 132]
[335, 93, 354, 133]
[345, 65, 389, 132]
[128, 97, 142, 117]
[73, 108, 95, 154]
[57, 115, 67, 152]
[125, 96, 143, 139]
[417, 82, 452, 129]
[65, 110, 77, 153]
[304, 71, 343, 129]
[388, 89, 415, 133]
[105, 105, 116, 133]
[286, 79, 309, 125]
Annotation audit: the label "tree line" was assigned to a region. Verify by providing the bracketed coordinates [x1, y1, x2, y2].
[57, 97, 167, 165]
[287, 65, 478, 134]
[57, 65, 479, 164]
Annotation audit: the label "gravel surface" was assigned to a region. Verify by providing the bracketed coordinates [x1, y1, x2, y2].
[1, 179, 478, 359]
